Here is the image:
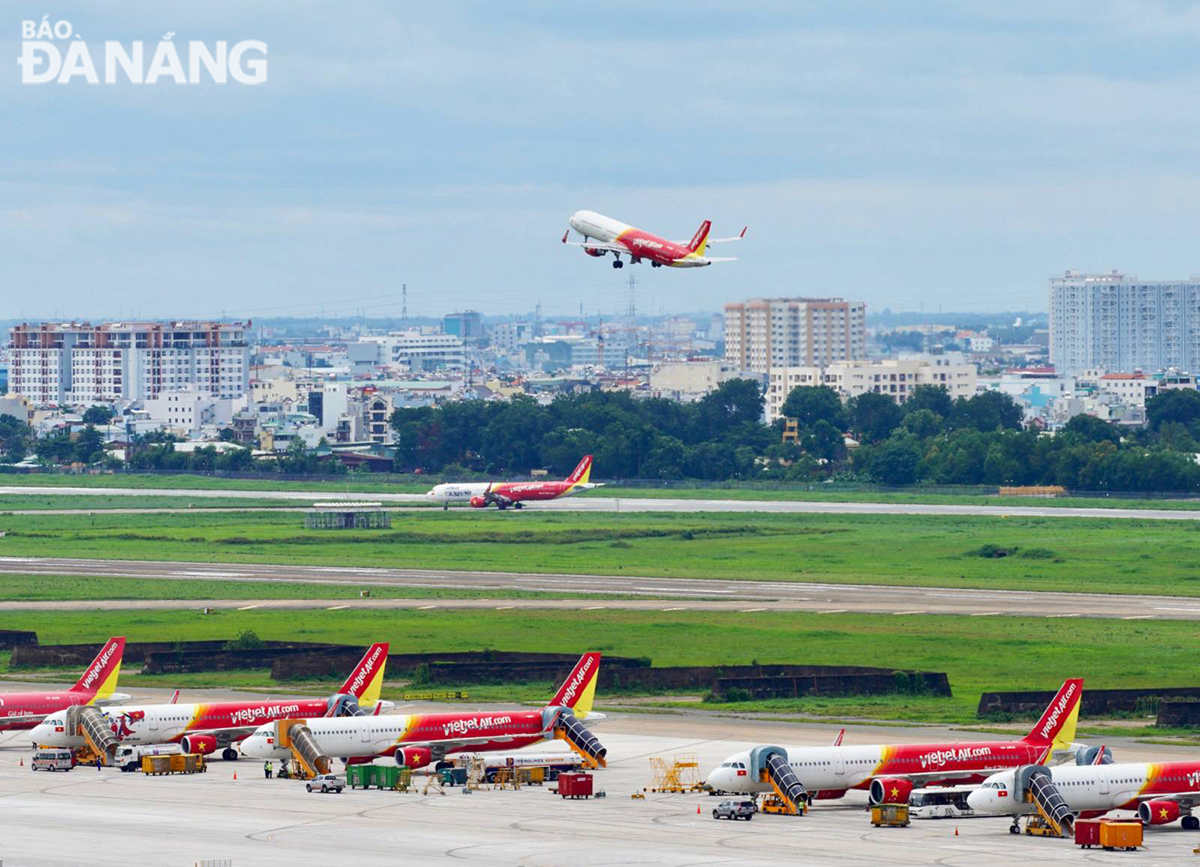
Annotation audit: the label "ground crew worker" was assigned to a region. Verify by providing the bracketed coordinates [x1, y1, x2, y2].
[95, 755, 102, 771]
[265, 760, 273, 779]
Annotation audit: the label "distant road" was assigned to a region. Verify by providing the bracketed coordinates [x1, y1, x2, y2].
[2, 556, 1198, 619]
[1, 485, 1199, 520]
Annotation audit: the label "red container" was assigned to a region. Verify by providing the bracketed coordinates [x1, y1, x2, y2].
[1074, 818, 1103, 848]
[557, 772, 593, 799]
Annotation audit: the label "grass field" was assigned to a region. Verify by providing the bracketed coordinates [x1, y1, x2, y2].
[0, 473, 428, 494]
[0, 495, 311, 511]
[2, 608, 1195, 724]
[1, 509, 1199, 597]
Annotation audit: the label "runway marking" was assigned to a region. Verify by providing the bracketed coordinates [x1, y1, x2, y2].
[892, 610, 926, 615]
[326, 605, 348, 611]
[494, 605, 514, 610]
[634, 587, 733, 594]
[1153, 607, 1200, 613]
[970, 612, 1002, 616]
[817, 609, 847, 614]
[236, 604, 260, 611]
[1046, 613, 1079, 618]
[417, 605, 437, 610]
[661, 607, 686, 611]
[1122, 615, 1155, 620]
[740, 608, 767, 613]
[583, 606, 606, 610]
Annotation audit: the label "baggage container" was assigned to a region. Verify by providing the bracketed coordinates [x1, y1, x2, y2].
[441, 767, 468, 786]
[557, 772, 593, 799]
[346, 765, 370, 789]
[1074, 818, 1103, 848]
[1099, 820, 1142, 851]
[870, 804, 910, 827]
[142, 755, 172, 775]
[374, 765, 400, 789]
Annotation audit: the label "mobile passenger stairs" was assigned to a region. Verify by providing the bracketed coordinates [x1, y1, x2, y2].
[271, 719, 331, 780]
[1013, 765, 1075, 838]
[63, 705, 120, 767]
[749, 746, 808, 816]
[549, 708, 607, 769]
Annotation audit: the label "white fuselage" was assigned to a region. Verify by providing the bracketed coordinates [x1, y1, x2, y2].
[425, 483, 491, 504]
[568, 210, 629, 244]
[708, 745, 888, 795]
[967, 762, 1194, 816]
[31, 704, 204, 748]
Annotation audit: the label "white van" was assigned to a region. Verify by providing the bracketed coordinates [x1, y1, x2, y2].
[907, 786, 978, 819]
[114, 743, 182, 772]
[31, 749, 75, 772]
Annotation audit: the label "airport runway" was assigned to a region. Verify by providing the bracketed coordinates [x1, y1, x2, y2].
[2, 701, 1196, 867]
[3, 484, 1200, 519]
[3, 556, 1199, 619]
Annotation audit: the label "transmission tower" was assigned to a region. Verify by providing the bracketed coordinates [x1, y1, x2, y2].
[401, 283, 408, 327]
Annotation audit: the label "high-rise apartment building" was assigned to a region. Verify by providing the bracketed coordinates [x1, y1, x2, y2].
[8, 321, 249, 405]
[1049, 271, 1200, 375]
[724, 297, 866, 374]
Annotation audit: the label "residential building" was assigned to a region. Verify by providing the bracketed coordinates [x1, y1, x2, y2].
[8, 321, 249, 405]
[1049, 270, 1200, 375]
[765, 357, 976, 422]
[355, 331, 466, 373]
[649, 360, 753, 402]
[491, 321, 534, 354]
[142, 388, 245, 436]
[442, 311, 484, 340]
[724, 297, 866, 374]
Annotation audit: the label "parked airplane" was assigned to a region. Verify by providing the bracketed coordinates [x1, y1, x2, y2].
[425, 455, 600, 510]
[0, 637, 128, 732]
[705, 679, 1083, 807]
[562, 210, 745, 269]
[30, 643, 390, 760]
[239, 652, 605, 771]
[967, 760, 1200, 830]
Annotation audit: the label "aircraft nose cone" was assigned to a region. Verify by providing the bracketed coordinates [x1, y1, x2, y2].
[966, 790, 986, 811]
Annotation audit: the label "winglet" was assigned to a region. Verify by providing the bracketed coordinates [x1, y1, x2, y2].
[339, 642, 389, 706]
[72, 636, 125, 701]
[832, 727, 845, 747]
[561, 230, 569, 244]
[739, 226, 747, 239]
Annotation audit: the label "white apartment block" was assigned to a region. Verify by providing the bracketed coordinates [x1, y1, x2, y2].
[1049, 270, 1200, 375]
[143, 389, 245, 435]
[8, 321, 249, 406]
[724, 297, 866, 375]
[650, 360, 749, 402]
[357, 331, 466, 373]
[766, 358, 977, 422]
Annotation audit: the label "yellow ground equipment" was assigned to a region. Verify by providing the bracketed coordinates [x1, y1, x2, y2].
[272, 718, 330, 780]
[142, 754, 206, 775]
[870, 804, 910, 827]
[1016, 766, 1074, 838]
[553, 712, 607, 769]
[748, 746, 808, 816]
[761, 794, 807, 815]
[646, 753, 706, 794]
[64, 705, 119, 766]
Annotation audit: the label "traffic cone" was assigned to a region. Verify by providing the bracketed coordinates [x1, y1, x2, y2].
[954, 827, 959, 837]
[233, 771, 238, 780]
[19, 757, 23, 766]
[697, 804, 701, 814]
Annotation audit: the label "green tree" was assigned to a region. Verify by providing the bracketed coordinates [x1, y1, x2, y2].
[948, 391, 1023, 432]
[1062, 414, 1120, 444]
[0, 414, 31, 462]
[901, 408, 943, 439]
[81, 405, 115, 425]
[1146, 388, 1200, 431]
[72, 425, 105, 464]
[802, 419, 844, 461]
[868, 435, 922, 485]
[848, 392, 903, 444]
[904, 385, 953, 419]
[779, 386, 846, 430]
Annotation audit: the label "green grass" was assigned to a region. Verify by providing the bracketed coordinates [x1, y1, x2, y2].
[3, 608, 1198, 724]
[0, 495, 311, 511]
[0, 473, 427, 494]
[0, 573, 652, 602]
[2, 509, 1200, 596]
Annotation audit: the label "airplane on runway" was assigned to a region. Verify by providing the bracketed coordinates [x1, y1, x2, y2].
[30, 643, 390, 760]
[705, 679, 1084, 807]
[239, 652, 606, 771]
[425, 455, 601, 510]
[562, 210, 745, 269]
[0, 637, 129, 732]
[968, 759, 1200, 830]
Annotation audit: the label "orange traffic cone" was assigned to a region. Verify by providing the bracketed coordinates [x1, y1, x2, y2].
[233, 771, 238, 780]
[697, 804, 701, 814]
[19, 757, 23, 766]
[954, 827, 959, 837]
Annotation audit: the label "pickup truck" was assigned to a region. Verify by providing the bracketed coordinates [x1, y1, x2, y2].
[712, 799, 757, 820]
[306, 773, 345, 794]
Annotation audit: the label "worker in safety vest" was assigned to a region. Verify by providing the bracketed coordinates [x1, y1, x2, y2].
[264, 760, 273, 779]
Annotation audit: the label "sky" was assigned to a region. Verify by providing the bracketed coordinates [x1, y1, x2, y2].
[3, 1, 1200, 321]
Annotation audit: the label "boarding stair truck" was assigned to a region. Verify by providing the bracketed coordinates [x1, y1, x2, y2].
[1012, 765, 1075, 838]
[63, 704, 119, 767]
[545, 707, 607, 769]
[748, 746, 808, 816]
[272, 718, 331, 780]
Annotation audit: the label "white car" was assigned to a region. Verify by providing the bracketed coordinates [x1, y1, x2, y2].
[306, 773, 344, 794]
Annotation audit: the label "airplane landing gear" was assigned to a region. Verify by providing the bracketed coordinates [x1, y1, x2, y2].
[611, 259, 623, 269]
[513, 503, 524, 510]
[651, 262, 662, 268]
[222, 747, 238, 761]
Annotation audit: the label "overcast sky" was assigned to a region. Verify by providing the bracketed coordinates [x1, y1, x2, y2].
[4, 1, 1200, 320]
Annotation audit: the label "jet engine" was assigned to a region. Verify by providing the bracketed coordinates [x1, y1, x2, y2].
[469, 496, 488, 508]
[583, 247, 606, 257]
[868, 777, 914, 806]
[1138, 799, 1181, 825]
[180, 734, 219, 756]
[394, 746, 433, 769]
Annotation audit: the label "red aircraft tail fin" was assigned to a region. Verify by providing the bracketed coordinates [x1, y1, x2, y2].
[1020, 678, 1083, 752]
[70, 637, 126, 699]
[339, 643, 389, 705]
[566, 455, 593, 485]
[548, 653, 601, 716]
[687, 220, 712, 254]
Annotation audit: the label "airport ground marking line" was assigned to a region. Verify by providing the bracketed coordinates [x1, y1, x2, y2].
[970, 612, 1002, 616]
[1122, 615, 1155, 620]
[326, 605, 349, 610]
[892, 610, 926, 615]
[417, 604, 437, 610]
[236, 604, 260, 611]
[494, 605, 515, 610]
[818, 609, 848, 614]
[1045, 613, 1079, 618]
[740, 607, 767, 613]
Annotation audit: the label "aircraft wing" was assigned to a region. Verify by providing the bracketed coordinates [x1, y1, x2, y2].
[95, 694, 133, 706]
[673, 227, 747, 245]
[561, 238, 627, 254]
[399, 736, 522, 760]
[1133, 791, 1197, 806]
[3, 711, 57, 727]
[704, 257, 738, 263]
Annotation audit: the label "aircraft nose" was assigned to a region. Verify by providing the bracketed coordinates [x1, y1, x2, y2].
[966, 790, 987, 812]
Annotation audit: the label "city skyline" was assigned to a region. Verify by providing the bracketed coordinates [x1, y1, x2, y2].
[5, 3, 1200, 318]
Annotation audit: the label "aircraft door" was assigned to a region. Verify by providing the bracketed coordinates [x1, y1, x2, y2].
[834, 754, 845, 776]
[149, 713, 158, 732]
[1098, 771, 1109, 796]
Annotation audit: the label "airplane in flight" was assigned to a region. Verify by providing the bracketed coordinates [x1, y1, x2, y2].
[562, 210, 746, 269]
[0, 637, 129, 732]
[239, 652, 606, 771]
[30, 643, 390, 761]
[968, 758, 1200, 831]
[425, 455, 600, 510]
[704, 679, 1083, 808]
